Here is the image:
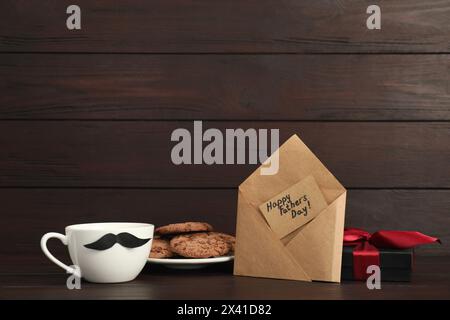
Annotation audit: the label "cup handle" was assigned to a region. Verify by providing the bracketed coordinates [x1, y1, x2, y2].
[40, 232, 75, 274]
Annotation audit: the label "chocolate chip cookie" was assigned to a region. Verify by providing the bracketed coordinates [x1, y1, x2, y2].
[155, 222, 213, 235]
[149, 238, 174, 258]
[170, 232, 230, 258]
[210, 232, 236, 252]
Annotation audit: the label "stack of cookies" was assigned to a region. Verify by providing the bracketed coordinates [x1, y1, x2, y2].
[150, 222, 235, 259]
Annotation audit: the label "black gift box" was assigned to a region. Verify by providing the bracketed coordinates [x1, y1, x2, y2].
[341, 246, 413, 281]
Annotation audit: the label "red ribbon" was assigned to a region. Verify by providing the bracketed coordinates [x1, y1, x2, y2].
[343, 228, 440, 280]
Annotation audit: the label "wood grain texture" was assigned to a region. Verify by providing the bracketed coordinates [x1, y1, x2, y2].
[0, 189, 448, 256]
[0, 1, 449, 53]
[1, 54, 449, 120]
[1, 256, 450, 299]
[0, 121, 448, 188]
[1, 256, 449, 299]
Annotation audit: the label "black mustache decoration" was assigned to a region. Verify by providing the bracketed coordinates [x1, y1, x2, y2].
[84, 233, 151, 250]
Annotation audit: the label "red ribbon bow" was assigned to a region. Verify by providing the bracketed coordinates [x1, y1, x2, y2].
[343, 228, 440, 280]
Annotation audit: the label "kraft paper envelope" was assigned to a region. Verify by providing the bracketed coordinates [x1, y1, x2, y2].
[234, 134, 346, 282]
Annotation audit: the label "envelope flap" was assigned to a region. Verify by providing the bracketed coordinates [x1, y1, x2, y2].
[239, 134, 345, 207]
[285, 192, 347, 282]
[234, 191, 312, 281]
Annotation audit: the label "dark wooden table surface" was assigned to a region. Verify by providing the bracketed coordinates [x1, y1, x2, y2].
[1, 255, 449, 300]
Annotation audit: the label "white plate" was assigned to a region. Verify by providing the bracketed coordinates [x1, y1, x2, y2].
[147, 256, 234, 270]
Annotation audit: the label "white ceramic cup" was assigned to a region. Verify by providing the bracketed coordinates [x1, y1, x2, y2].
[41, 222, 154, 283]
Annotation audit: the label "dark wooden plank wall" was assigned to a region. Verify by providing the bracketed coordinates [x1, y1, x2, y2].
[0, 1, 449, 53]
[0, 1, 449, 265]
[1, 54, 449, 120]
[0, 122, 449, 188]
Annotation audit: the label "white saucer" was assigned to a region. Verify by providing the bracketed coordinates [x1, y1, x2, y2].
[147, 256, 234, 270]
